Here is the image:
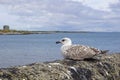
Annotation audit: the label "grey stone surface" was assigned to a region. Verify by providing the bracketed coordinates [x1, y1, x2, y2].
[0, 53, 120, 80]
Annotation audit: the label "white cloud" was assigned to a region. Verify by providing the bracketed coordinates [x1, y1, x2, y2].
[69, 0, 119, 11]
[0, 0, 120, 31]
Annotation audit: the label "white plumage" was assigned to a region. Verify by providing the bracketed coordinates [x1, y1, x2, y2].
[56, 37, 108, 60]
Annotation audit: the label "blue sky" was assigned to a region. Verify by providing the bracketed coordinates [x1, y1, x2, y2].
[0, 0, 120, 32]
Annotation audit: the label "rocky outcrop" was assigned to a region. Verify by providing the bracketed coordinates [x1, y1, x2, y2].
[0, 53, 120, 80]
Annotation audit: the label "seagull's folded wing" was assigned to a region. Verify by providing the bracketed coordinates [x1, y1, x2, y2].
[66, 45, 97, 60]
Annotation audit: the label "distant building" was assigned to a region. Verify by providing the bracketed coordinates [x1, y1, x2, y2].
[3, 25, 10, 31]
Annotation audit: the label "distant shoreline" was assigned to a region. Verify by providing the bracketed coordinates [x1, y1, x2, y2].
[0, 30, 89, 35]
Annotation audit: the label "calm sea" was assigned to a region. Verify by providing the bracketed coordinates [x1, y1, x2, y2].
[0, 32, 120, 68]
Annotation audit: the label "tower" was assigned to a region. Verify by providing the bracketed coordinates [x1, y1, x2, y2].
[3, 25, 10, 31]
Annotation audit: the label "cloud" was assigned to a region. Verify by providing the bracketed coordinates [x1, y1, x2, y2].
[0, 0, 120, 31]
[69, 0, 119, 11]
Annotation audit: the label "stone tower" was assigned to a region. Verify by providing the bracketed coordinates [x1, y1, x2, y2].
[3, 25, 10, 31]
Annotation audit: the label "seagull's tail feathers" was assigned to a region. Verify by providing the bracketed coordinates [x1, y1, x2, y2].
[101, 50, 109, 54]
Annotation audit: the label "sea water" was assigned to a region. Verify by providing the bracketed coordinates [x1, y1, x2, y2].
[0, 32, 120, 68]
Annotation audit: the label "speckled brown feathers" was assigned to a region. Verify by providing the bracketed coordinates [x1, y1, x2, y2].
[63, 45, 101, 60]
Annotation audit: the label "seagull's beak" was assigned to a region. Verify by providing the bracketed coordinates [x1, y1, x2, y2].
[56, 41, 61, 44]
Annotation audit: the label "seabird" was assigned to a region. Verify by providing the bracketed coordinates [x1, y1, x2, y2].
[56, 37, 108, 60]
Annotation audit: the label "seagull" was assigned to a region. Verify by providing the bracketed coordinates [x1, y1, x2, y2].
[56, 37, 108, 60]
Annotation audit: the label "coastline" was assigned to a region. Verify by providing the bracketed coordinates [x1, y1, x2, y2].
[0, 30, 89, 35]
[1, 30, 119, 35]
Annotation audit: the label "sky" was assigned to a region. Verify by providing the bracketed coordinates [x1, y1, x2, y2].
[0, 0, 120, 32]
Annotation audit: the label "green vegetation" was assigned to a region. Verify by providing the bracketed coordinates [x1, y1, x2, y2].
[0, 25, 89, 35]
[0, 25, 32, 35]
[0, 30, 89, 35]
[0, 24, 93, 35]
[0, 29, 36, 35]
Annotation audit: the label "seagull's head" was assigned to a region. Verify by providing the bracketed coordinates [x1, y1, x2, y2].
[56, 37, 72, 45]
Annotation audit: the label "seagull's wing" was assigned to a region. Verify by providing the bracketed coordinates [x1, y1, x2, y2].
[65, 45, 97, 60]
[90, 47, 109, 54]
[90, 47, 101, 54]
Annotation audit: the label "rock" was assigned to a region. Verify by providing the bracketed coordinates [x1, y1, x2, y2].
[0, 53, 120, 80]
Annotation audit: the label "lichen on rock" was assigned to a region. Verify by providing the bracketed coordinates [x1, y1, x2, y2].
[0, 53, 120, 80]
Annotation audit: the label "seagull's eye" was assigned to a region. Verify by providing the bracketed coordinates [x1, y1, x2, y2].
[62, 39, 65, 42]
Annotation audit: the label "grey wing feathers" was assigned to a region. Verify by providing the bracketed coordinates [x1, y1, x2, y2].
[90, 47, 109, 54]
[66, 45, 97, 60]
[90, 47, 101, 54]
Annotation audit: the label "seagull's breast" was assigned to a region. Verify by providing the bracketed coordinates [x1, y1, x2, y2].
[61, 45, 71, 54]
